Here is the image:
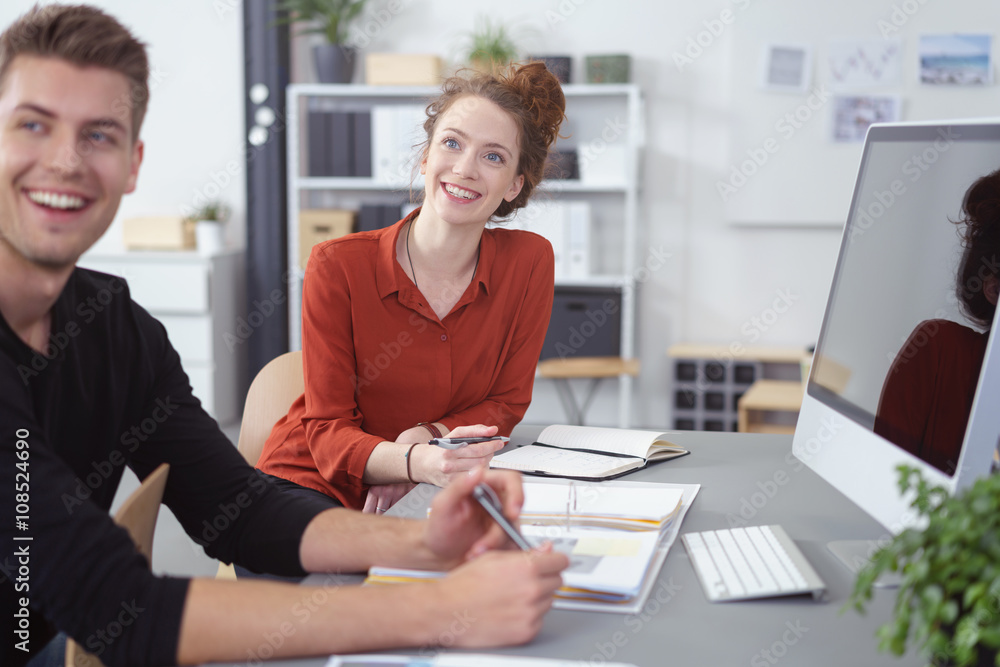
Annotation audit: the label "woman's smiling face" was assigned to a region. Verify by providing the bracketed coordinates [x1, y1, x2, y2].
[420, 95, 524, 227]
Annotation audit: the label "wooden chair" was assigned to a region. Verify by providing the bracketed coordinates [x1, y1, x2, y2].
[216, 350, 304, 580]
[65, 463, 170, 667]
[236, 350, 304, 467]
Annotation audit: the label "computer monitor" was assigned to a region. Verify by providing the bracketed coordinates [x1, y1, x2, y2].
[793, 121, 1000, 561]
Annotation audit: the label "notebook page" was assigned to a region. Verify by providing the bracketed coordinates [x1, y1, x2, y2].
[539, 425, 675, 458]
[491, 444, 639, 477]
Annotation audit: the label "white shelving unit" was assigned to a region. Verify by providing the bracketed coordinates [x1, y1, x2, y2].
[285, 83, 643, 426]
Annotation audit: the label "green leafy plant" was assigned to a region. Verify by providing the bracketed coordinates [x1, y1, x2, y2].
[188, 200, 231, 223]
[463, 16, 520, 72]
[849, 465, 1000, 666]
[273, 0, 367, 45]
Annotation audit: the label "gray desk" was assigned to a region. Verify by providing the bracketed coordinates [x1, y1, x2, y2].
[209, 428, 921, 667]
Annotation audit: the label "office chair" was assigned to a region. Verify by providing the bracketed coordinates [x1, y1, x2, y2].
[65, 463, 170, 667]
[216, 350, 304, 580]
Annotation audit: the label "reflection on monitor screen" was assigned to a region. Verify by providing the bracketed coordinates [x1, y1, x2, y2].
[794, 121, 1000, 548]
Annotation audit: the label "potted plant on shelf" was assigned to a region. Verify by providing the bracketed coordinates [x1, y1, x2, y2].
[188, 200, 231, 255]
[461, 16, 520, 75]
[274, 0, 367, 83]
[849, 465, 1000, 667]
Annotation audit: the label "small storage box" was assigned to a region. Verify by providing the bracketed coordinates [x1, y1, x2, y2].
[539, 286, 622, 360]
[299, 209, 355, 270]
[122, 216, 195, 250]
[366, 53, 442, 86]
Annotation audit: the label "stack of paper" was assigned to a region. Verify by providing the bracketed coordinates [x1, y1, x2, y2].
[526, 525, 661, 602]
[366, 526, 660, 605]
[365, 481, 701, 615]
[521, 480, 684, 532]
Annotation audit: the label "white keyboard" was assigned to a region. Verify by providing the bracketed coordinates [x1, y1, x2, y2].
[682, 525, 826, 601]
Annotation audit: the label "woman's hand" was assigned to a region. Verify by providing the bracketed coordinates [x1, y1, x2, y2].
[363, 424, 505, 513]
[411, 424, 507, 488]
[362, 482, 415, 514]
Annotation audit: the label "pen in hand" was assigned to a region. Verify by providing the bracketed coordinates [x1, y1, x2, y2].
[430, 436, 510, 449]
[472, 483, 532, 551]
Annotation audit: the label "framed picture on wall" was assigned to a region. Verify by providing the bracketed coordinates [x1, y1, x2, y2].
[830, 94, 901, 143]
[919, 34, 993, 85]
[828, 38, 903, 88]
[759, 43, 813, 93]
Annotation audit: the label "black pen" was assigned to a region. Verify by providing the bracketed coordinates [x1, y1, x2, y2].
[429, 436, 510, 449]
[472, 483, 532, 551]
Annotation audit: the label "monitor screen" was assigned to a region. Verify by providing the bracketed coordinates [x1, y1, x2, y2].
[795, 121, 1000, 533]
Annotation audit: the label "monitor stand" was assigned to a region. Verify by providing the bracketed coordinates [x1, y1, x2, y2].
[827, 540, 903, 588]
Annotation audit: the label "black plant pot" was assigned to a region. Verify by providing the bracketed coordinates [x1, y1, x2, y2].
[314, 44, 355, 83]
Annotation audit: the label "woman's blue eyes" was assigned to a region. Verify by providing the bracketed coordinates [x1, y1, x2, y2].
[442, 138, 505, 164]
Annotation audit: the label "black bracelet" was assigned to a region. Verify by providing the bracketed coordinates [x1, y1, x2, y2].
[405, 443, 419, 483]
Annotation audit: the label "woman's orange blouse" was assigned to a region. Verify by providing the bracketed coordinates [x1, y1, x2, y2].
[257, 214, 555, 508]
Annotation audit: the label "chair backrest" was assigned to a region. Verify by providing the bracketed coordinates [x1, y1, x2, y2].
[65, 463, 170, 667]
[236, 350, 304, 466]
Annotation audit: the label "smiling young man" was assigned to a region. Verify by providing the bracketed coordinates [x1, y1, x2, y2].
[0, 6, 567, 666]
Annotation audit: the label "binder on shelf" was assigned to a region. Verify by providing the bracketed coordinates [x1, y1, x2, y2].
[548, 148, 580, 180]
[510, 200, 591, 280]
[565, 201, 591, 280]
[372, 104, 425, 186]
[306, 98, 330, 177]
[351, 111, 372, 178]
[357, 203, 403, 233]
[329, 111, 353, 177]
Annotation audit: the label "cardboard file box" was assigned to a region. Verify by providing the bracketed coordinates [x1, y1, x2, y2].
[299, 209, 355, 270]
[366, 53, 442, 86]
[540, 286, 622, 360]
[122, 216, 196, 250]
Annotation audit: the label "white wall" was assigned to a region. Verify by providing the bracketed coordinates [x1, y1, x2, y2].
[0, 0, 247, 253]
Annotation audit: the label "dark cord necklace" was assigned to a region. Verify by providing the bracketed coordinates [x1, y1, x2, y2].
[405, 218, 419, 289]
[405, 219, 479, 291]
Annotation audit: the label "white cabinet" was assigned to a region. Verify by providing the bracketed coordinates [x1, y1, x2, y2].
[78, 249, 246, 425]
[285, 83, 644, 426]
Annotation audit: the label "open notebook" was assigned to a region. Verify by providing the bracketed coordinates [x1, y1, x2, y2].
[490, 425, 688, 481]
